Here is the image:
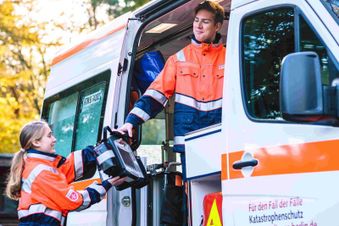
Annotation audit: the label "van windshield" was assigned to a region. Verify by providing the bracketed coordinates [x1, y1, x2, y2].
[322, 0, 339, 23]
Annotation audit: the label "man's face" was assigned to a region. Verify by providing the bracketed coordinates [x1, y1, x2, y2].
[193, 9, 221, 43]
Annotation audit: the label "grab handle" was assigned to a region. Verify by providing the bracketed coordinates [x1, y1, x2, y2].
[232, 159, 258, 170]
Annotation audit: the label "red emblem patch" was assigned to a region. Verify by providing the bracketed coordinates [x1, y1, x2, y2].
[66, 189, 79, 201]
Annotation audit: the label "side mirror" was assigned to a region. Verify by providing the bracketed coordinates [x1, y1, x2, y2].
[280, 52, 323, 121]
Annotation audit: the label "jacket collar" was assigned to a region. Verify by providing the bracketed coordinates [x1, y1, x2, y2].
[191, 33, 223, 47]
[26, 149, 58, 162]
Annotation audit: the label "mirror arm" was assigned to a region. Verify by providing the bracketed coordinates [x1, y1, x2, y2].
[323, 85, 336, 116]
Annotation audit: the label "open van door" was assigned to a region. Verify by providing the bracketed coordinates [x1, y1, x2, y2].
[222, 0, 339, 225]
[42, 12, 132, 226]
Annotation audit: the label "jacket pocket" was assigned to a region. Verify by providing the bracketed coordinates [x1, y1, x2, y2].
[177, 65, 199, 78]
[214, 65, 224, 79]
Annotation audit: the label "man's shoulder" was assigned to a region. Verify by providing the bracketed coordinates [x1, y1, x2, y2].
[172, 44, 191, 55]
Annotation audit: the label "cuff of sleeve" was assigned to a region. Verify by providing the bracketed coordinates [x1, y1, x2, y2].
[126, 113, 143, 127]
[102, 180, 113, 191]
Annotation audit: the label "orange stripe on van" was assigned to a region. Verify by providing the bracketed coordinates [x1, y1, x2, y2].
[51, 24, 126, 66]
[221, 153, 228, 180]
[229, 150, 244, 179]
[71, 178, 102, 190]
[228, 139, 339, 180]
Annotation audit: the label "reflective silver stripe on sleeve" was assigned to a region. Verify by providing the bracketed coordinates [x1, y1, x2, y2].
[18, 204, 63, 221]
[144, 89, 168, 106]
[174, 136, 185, 146]
[97, 150, 115, 165]
[176, 50, 186, 62]
[88, 182, 106, 199]
[77, 190, 91, 211]
[73, 150, 83, 180]
[61, 216, 66, 226]
[26, 153, 55, 161]
[130, 107, 151, 122]
[175, 94, 222, 111]
[22, 164, 54, 193]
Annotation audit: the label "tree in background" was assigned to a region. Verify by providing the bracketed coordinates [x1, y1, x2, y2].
[85, 0, 150, 30]
[0, 0, 150, 153]
[0, 0, 49, 153]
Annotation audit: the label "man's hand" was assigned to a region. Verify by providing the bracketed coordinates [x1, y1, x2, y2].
[107, 176, 126, 186]
[115, 123, 133, 138]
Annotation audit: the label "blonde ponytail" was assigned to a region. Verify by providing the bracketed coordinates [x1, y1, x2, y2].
[6, 150, 25, 200]
[5, 119, 48, 200]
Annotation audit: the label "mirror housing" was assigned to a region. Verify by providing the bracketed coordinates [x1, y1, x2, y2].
[280, 52, 324, 122]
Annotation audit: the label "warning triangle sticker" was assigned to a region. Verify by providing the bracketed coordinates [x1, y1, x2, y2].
[206, 199, 222, 226]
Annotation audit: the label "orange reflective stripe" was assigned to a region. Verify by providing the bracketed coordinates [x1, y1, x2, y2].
[221, 154, 228, 180]
[71, 178, 101, 190]
[229, 151, 244, 179]
[51, 24, 126, 66]
[227, 139, 339, 180]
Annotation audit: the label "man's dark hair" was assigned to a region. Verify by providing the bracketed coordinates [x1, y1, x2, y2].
[195, 1, 225, 24]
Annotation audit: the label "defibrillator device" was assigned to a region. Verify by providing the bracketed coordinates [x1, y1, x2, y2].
[94, 126, 148, 190]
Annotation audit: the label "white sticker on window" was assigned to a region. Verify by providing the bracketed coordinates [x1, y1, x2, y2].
[82, 91, 102, 108]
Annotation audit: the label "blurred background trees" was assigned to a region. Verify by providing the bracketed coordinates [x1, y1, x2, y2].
[0, 0, 149, 153]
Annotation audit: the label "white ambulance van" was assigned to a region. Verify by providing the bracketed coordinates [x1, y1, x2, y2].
[42, 0, 339, 225]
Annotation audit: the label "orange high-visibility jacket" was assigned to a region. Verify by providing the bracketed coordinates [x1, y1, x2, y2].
[18, 149, 110, 225]
[126, 38, 226, 153]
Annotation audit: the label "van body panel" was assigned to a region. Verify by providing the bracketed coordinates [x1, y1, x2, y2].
[45, 28, 126, 98]
[306, 0, 339, 45]
[50, 13, 130, 66]
[221, 0, 339, 225]
[231, 0, 257, 10]
[185, 124, 223, 179]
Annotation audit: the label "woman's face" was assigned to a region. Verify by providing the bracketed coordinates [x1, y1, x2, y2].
[193, 9, 221, 43]
[33, 125, 57, 154]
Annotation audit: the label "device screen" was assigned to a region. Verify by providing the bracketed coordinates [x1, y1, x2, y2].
[118, 146, 136, 170]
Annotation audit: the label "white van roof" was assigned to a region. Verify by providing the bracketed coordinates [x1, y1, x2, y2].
[50, 0, 167, 67]
[51, 12, 131, 67]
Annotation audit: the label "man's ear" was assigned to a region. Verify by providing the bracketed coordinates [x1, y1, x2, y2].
[215, 22, 222, 32]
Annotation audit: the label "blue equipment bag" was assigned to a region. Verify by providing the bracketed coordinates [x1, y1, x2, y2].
[134, 51, 165, 93]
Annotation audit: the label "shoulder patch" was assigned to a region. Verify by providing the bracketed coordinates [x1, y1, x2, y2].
[66, 189, 79, 202]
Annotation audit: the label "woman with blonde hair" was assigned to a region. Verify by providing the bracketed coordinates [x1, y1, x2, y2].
[6, 120, 124, 225]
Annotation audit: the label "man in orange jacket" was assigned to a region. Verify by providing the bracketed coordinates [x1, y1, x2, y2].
[118, 0, 225, 179]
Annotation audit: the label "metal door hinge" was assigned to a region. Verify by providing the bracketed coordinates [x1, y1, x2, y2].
[118, 58, 128, 76]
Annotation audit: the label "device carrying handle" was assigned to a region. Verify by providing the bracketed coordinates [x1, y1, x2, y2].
[103, 126, 130, 142]
[102, 126, 114, 142]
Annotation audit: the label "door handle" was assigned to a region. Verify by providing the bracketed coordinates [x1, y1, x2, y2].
[232, 159, 258, 170]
